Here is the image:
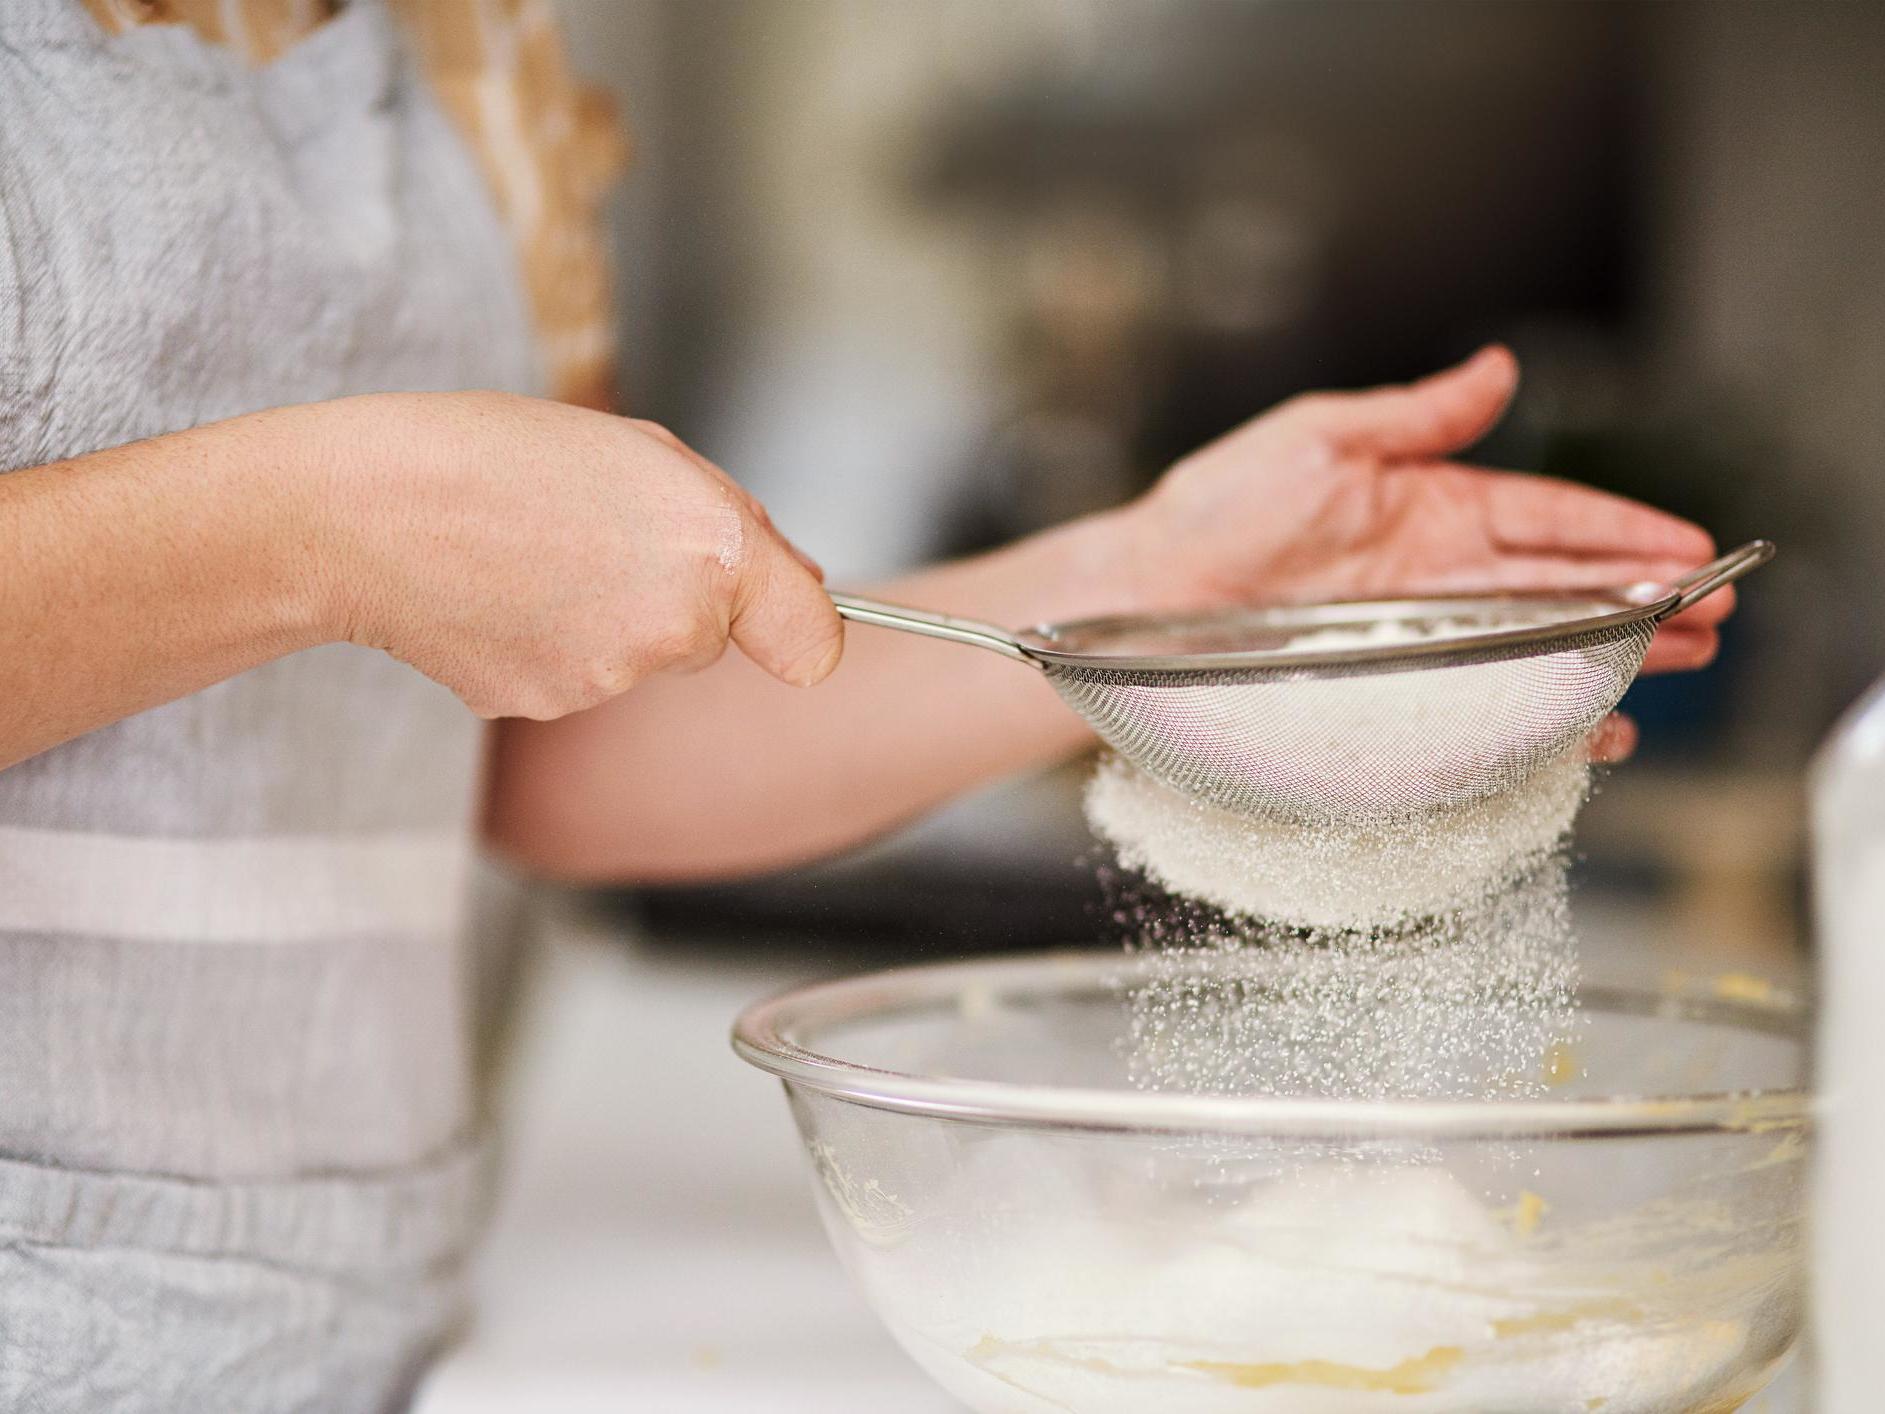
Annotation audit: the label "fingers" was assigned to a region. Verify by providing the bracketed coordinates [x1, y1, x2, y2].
[1384, 551, 1706, 597]
[625, 417, 840, 684]
[1470, 467, 1715, 563]
[1642, 624, 1720, 674]
[753, 500, 826, 582]
[1374, 464, 1736, 643]
[1587, 713, 1638, 763]
[1458, 466, 1737, 650]
[780, 533, 826, 582]
[1666, 582, 1734, 630]
[1374, 551, 1731, 660]
[634, 417, 827, 582]
[726, 520, 844, 688]
[1296, 344, 1519, 460]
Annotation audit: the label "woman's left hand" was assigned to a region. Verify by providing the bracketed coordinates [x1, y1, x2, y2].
[1110, 345, 1731, 675]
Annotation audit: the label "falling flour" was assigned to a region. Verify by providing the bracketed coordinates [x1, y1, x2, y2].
[1084, 616, 1594, 1105]
[1108, 861, 1582, 1102]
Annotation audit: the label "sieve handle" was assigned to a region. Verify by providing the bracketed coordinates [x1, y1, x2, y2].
[1660, 539, 1775, 617]
[829, 592, 1035, 664]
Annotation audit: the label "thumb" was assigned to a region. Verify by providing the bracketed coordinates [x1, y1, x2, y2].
[1306, 344, 1519, 460]
[727, 527, 845, 687]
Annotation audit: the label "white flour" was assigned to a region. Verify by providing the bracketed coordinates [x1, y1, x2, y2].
[859, 1158, 1768, 1414]
[1086, 750, 1588, 931]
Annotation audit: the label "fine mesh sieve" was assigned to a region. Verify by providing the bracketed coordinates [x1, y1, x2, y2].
[832, 540, 1772, 825]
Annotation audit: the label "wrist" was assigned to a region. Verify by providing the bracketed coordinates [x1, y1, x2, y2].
[1043, 502, 1163, 620]
[250, 397, 381, 651]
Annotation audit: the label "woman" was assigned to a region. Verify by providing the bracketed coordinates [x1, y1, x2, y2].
[0, 2, 1730, 1409]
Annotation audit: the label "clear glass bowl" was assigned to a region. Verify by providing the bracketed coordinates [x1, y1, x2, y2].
[733, 951, 1809, 1414]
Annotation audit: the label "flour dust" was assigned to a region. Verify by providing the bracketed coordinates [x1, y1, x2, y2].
[1086, 754, 1590, 1104]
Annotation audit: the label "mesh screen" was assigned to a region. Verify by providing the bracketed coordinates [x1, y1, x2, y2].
[1046, 621, 1657, 823]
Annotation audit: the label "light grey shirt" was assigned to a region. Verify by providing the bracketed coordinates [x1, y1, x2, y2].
[0, 1, 543, 1407]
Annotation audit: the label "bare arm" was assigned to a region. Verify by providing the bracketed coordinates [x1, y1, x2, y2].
[0, 394, 838, 773]
[484, 514, 1127, 881]
[0, 411, 333, 770]
[484, 348, 1734, 884]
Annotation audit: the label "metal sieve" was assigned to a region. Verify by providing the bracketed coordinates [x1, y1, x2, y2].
[832, 539, 1772, 825]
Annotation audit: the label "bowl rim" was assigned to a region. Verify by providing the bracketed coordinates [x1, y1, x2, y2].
[731, 949, 1812, 1141]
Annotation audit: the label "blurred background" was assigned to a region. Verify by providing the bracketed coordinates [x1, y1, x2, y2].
[556, 0, 1884, 973]
[428, 4, 1881, 1409]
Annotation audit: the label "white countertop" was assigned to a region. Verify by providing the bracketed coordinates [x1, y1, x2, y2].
[414, 904, 962, 1414]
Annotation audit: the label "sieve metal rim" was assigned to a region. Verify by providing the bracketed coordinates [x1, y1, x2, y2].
[732, 949, 1811, 1143]
[829, 541, 1771, 680]
[1013, 590, 1676, 677]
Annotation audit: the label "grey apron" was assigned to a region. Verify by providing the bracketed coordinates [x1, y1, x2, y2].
[0, 1, 544, 1407]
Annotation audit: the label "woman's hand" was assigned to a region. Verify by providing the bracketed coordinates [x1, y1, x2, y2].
[305, 392, 841, 719]
[1113, 346, 1730, 674]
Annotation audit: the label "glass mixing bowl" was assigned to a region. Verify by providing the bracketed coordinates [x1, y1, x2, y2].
[733, 951, 1808, 1414]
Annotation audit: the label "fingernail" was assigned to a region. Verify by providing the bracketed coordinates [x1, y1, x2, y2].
[797, 635, 843, 686]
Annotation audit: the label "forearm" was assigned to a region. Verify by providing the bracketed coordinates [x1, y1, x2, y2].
[2, 391, 853, 779]
[483, 512, 1141, 882]
[0, 412, 329, 771]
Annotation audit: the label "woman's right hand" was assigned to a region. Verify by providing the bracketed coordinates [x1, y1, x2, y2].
[302, 391, 842, 719]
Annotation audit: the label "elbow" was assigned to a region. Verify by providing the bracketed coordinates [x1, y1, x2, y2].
[483, 823, 611, 886]
[480, 775, 624, 885]
[482, 728, 929, 885]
